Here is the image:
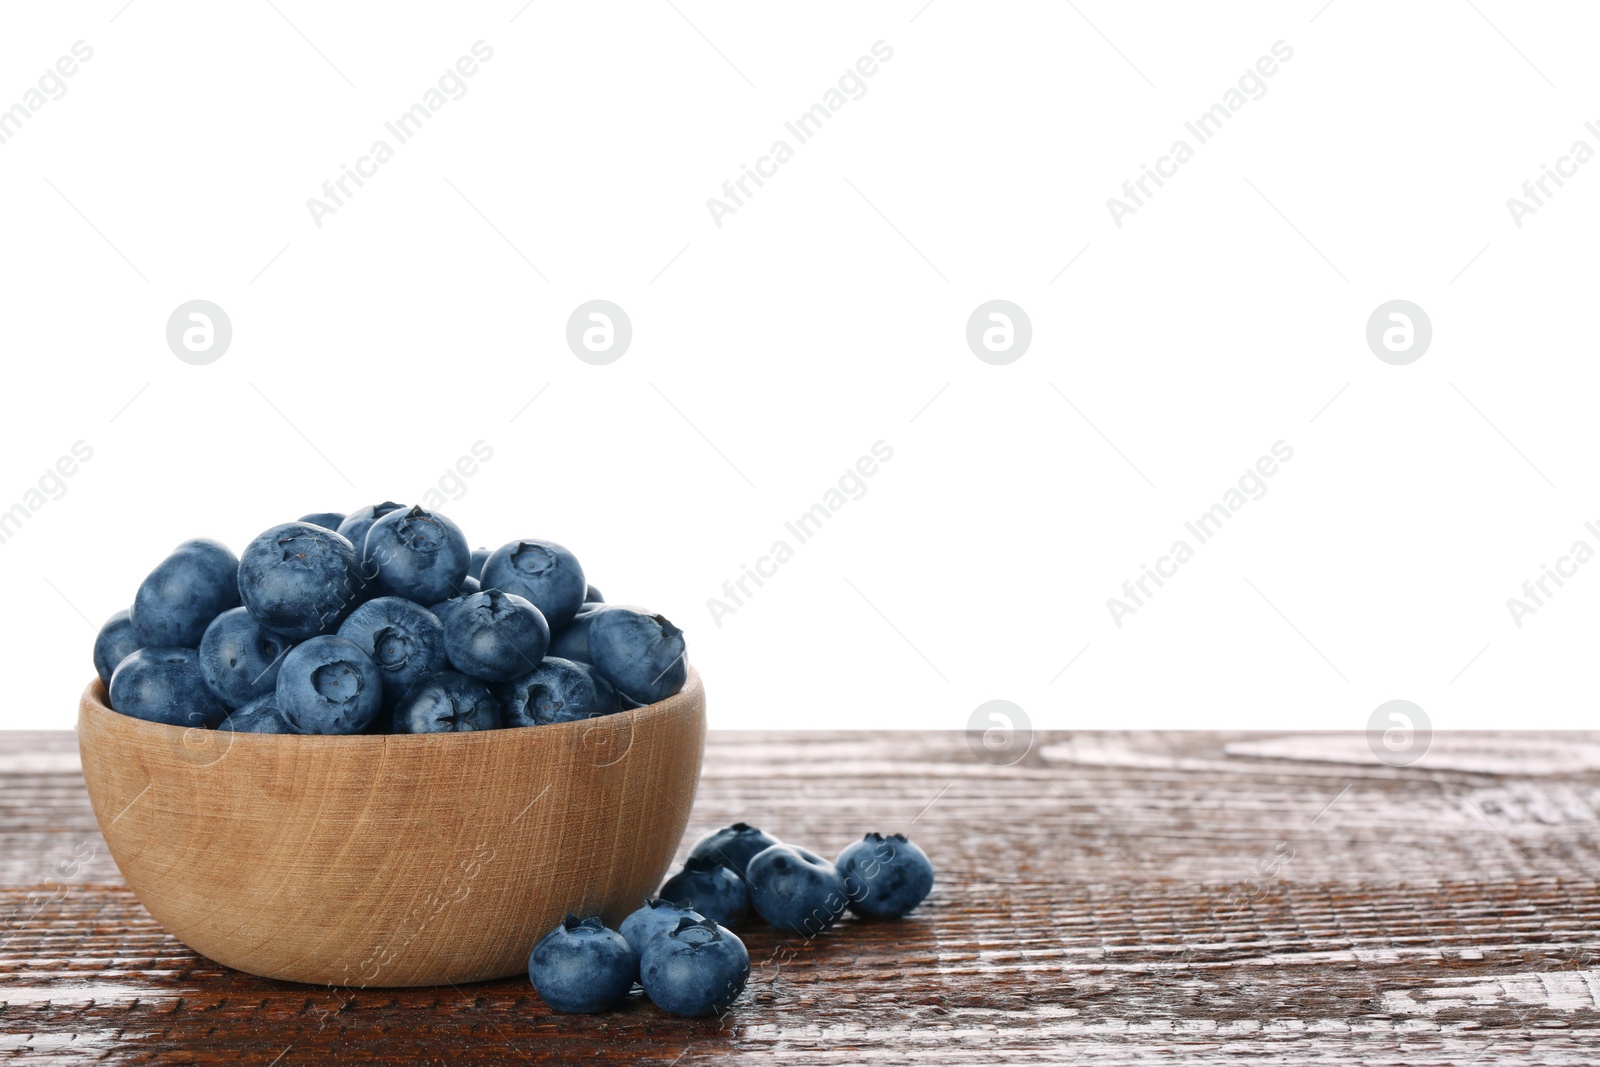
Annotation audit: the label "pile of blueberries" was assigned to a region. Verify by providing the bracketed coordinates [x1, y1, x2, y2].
[91, 504, 688, 733]
[529, 821, 935, 1017]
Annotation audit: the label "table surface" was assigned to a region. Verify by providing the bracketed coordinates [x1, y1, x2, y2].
[2, 729, 1598, 1065]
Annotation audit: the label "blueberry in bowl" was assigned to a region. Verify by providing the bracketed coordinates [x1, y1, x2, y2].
[130, 538, 241, 648]
[392, 670, 501, 733]
[440, 588, 550, 682]
[480, 539, 586, 631]
[77, 507, 703, 987]
[493, 656, 618, 726]
[237, 522, 364, 642]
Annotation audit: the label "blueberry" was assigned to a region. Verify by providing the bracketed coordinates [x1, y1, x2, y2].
[639, 916, 749, 1018]
[587, 608, 687, 705]
[336, 597, 447, 708]
[480, 539, 586, 631]
[527, 915, 636, 1014]
[108, 647, 229, 727]
[584, 584, 604, 604]
[441, 588, 550, 682]
[658, 857, 749, 927]
[198, 606, 294, 708]
[455, 574, 481, 596]
[494, 657, 618, 726]
[687, 823, 782, 880]
[361, 505, 470, 605]
[93, 609, 140, 686]
[547, 603, 606, 664]
[836, 832, 935, 919]
[238, 522, 364, 642]
[393, 670, 500, 733]
[130, 539, 241, 647]
[467, 547, 490, 582]
[428, 593, 469, 628]
[297, 511, 345, 531]
[273, 635, 383, 734]
[218, 692, 298, 733]
[619, 899, 705, 976]
[335, 501, 404, 554]
[746, 843, 848, 936]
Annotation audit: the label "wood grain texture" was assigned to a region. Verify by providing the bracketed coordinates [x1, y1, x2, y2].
[3, 728, 1599, 1065]
[71, 669, 704, 987]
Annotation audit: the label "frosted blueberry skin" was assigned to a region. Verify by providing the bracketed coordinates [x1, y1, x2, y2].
[837, 832, 935, 919]
[746, 843, 849, 936]
[336, 596, 447, 709]
[467, 547, 490, 582]
[587, 608, 687, 705]
[480, 539, 587, 632]
[199, 606, 293, 708]
[362, 505, 471, 605]
[335, 501, 405, 556]
[108, 647, 229, 727]
[392, 670, 500, 734]
[527, 915, 636, 1014]
[619, 899, 706, 980]
[217, 692, 297, 733]
[658, 857, 750, 928]
[687, 822, 781, 880]
[273, 635, 383, 735]
[130, 538, 241, 648]
[639, 916, 750, 1018]
[238, 522, 364, 642]
[494, 656, 618, 727]
[93, 609, 141, 686]
[297, 512, 345, 532]
[584, 583, 604, 604]
[441, 588, 550, 683]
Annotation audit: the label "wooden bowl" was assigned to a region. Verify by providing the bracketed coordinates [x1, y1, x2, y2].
[77, 667, 705, 987]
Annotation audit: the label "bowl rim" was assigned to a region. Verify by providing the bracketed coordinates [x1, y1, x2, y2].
[80, 663, 702, 749]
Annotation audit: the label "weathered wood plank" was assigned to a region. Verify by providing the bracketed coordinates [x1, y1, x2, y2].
[2, 730, 1598, 1064]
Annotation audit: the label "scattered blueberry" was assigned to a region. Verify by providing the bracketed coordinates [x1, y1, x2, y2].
[587, 608, 686, 705]
[93, 609, 140, 687]
[336, 597, 447, 708]
[467, 547, 490, 581]
[836, 833, 935, 919]
[237, 522, 364, 642]
[393, 670, 500, 733]
[527, 915, 636, 1014]
[441, 588, 550, 682]
[109, 648, 229, 727]
[455, 574, 481, 596]
[274, 635, 383, 734]
[297, 512, 345, 531]
[746, 843, 848, 936]
[218, 692, 298, 733]
[480, 539, 586, 631]
[130, 539, 241, 648]
[619, 899, 705, 976]
[584, 584, 604, 604]
[198, 606, 293, 708]
[639, 916, 749, 1018]
[688, 822, 782, 880]
[659, 857, 749, 928]
[335, 501, 404, 555]
[362, 505, 471, 605]
[494, 657, 618, 726]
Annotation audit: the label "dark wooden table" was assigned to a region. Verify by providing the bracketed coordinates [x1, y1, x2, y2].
[3, 729, 1598, 1064]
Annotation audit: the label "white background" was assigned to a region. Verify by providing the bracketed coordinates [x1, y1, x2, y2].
[1, 1, 1597, 734]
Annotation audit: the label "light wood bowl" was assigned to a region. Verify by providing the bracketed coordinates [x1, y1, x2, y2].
[77, 666, 704, 987]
